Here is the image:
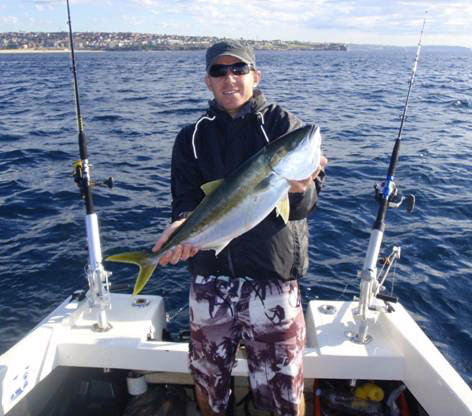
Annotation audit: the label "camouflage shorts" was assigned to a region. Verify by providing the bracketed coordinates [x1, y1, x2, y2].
[189, 275, 305, 415]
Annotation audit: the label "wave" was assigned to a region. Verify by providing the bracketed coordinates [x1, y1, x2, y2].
[449, 99, 472, 108]
[92, 114, 126, 122]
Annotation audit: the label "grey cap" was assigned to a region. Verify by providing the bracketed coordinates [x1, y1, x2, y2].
[205, 40, 256, 71]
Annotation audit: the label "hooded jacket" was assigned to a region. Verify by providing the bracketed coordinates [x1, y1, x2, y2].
[170, 90, 324, 281]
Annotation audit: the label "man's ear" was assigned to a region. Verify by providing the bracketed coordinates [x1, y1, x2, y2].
[204, 75, 212, 91]
[253, 70, 262, 87]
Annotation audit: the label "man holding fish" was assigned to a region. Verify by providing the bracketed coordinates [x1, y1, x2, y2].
[156, 40, 326, 416]
[111, 40, 326, 416]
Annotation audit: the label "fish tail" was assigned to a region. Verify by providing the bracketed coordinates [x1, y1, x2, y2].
[105, 251, 158, 296]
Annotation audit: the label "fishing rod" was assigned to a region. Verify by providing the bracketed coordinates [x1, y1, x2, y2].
[354, 13, 427, 344]
[66, 0, 111, 331]
[66, 0, 93, 213]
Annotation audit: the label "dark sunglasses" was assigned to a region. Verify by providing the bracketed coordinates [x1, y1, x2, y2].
[208, 62, 254, 78]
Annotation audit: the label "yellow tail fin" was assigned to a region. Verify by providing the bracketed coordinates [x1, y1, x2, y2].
[106, 251, 158, 296]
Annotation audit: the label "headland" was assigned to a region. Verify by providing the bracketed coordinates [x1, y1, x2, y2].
[0, 32, 347, 53]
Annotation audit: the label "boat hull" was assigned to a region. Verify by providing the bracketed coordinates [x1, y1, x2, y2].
[1, 294, 471, 415]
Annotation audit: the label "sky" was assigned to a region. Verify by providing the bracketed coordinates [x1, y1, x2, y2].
[0, 0, 471, 47]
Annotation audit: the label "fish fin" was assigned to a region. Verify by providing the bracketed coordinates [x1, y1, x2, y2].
[201, 179, 223, 195]
[212, 240, 231, 256]
[275, 194, 290, 224]
[106, 251, 158, 296]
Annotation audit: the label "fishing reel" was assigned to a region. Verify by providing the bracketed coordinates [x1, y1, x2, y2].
[93, 177, 115, 189]
[72, 160, 114, 192]
[374, 181, 415, 213]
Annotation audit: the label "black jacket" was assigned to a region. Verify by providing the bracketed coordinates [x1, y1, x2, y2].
[170, 91, 324, 281]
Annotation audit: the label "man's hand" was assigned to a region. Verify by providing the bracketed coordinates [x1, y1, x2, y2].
[152, 219, 199, 266]
[289, 155, 328, 193]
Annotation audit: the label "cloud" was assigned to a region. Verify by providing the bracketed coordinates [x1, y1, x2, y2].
[121, 14, 147, 27]
[0, 16, 19, 25]
[4, 0, 470, 46]
[35, 3, 55, 11]
[130, 0, 409, 37]
[131, 0, 471, 29]
[28, 0, 99, 5]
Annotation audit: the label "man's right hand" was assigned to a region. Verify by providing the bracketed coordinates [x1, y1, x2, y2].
[152, 219, 199, 266]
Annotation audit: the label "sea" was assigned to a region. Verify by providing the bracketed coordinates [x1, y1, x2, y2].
[0, 48, 471, 387]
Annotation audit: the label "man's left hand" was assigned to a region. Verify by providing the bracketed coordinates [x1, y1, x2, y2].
[289, 155, 328, 193]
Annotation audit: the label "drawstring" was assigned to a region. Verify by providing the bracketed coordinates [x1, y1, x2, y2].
[192, 115, 216, 159]
[257, 112, 270, 143]
[192, 111, 268, 160]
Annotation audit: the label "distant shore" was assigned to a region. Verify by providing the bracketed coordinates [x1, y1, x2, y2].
[1, 33, 347, 53]
[0, 48, 99, 54]
[0, 47, 345, 54]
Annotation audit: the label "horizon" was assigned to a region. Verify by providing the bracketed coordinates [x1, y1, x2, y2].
[1, 31, 470, 50]
[1, 0, 471, 49]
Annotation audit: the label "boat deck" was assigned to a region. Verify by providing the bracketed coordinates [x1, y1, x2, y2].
[1, 293, 471, 415]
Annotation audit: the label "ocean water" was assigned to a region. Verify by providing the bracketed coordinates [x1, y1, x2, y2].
[0, 49, 471, 386]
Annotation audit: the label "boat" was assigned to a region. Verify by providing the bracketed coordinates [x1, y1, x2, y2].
[2, 282, 471, 415]
[1, 6, 471, 416]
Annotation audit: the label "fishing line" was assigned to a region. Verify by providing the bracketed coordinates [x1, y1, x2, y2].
[66, 0, 95, 215]
[66, 0, 112, 330]
[376, 10, 427, 226]
[354, 12, 427, 343]
[390, 260, 398, 297]
[166, 302, 189, 323]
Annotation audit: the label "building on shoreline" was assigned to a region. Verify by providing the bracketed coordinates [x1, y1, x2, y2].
[0, 32, 347, 52]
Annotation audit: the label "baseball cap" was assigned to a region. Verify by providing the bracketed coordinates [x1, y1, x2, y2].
[205, 40, 256, 71]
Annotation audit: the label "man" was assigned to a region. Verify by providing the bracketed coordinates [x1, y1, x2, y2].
[153, 40, 327, 416]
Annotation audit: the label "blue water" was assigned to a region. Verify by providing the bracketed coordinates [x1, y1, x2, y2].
[0, 49, 471, 386]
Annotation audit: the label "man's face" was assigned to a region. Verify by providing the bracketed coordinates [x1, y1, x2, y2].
[204, 55, 261, 117]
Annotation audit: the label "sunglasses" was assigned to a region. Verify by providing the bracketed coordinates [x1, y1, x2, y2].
[208, 62, 254, 78]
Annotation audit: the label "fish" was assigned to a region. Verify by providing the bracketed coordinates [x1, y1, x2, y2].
[106, 124, 321, 295]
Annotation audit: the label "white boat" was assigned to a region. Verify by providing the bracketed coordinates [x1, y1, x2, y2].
[1, 276, 471, 415]
[1, 6, 471, 416]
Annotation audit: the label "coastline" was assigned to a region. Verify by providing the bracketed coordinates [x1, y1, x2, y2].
[0, 47, 346, 54]
[0, 48, 100, 54]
